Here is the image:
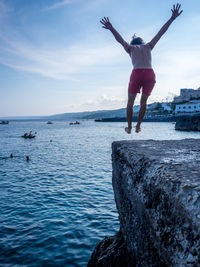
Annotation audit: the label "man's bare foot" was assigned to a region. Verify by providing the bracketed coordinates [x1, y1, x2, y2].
[125, 127, 132, 134]
[135, 125, 141, 133]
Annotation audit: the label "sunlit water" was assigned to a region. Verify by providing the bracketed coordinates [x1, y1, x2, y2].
[0, 120, 199, 266]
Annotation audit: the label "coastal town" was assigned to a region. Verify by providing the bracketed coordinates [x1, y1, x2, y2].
[92, 87, 200, 123]
[143, 87, 200, 118]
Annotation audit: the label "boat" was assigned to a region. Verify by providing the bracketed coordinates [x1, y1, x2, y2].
[21, 135, 35, 139]
[0, 120, 9, 124]
[69, 121, 80, 125]
[47, 121, 53, 124]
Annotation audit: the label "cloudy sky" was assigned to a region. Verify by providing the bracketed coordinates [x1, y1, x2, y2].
[0, 0, 200, 116]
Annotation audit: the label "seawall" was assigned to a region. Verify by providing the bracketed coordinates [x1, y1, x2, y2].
[88, 139, 200, 267]
[175, 115, 200, 131]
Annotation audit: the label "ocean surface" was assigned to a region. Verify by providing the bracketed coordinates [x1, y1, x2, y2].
[0, 120, 199, 266]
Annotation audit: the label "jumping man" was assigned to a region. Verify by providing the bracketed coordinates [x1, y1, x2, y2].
[100, 3, 183, 133]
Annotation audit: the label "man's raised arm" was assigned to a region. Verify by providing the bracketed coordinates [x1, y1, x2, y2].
[100, 17, 131, 54]
[149, 3, 183, 50]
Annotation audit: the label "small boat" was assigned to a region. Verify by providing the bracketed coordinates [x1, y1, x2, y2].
[21, 135, 35, 139]
[0, 120, 9, 124]
[69, 121, 80, 125]
[47, 121, 53, 124]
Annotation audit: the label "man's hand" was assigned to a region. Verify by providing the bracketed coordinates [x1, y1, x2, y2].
[100, 17, 113, 30]
[171, 3, 183, 20]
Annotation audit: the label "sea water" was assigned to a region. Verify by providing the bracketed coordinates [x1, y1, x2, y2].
[0, 120, 199, 266]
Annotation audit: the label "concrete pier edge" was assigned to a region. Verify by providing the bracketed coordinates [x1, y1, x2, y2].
[88, 139, 200, 267]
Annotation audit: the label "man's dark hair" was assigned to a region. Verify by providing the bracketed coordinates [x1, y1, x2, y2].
[130, 35, 144, 45]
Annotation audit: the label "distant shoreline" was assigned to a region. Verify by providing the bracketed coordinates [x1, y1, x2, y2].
[94, 116, 178, 122]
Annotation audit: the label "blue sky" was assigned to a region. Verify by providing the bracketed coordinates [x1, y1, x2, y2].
[0, 0, 200, 116]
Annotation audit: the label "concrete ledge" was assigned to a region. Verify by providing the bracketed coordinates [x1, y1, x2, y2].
[88, 139, 200, 267]
[112, 139, 200, 266]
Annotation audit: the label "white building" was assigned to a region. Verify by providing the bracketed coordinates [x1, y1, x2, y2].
[147, 102, 172, 110]
[175, 101, 200, 114]
[174, 88, 200, 103]
[160, 103, 172, 111]
[134, 102, 172, 113]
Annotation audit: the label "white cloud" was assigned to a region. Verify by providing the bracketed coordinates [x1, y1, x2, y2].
[83, 94, 126, 108]
[151, 45, 200, 99]
[76, 94, 126, 111]
[64, 91, 176, 112]
[47, 0, 74, 10]
[0, 33, 124, 80]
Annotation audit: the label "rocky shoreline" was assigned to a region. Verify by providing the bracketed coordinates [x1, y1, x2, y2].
[175, 114, 200, 131]
[95, 116, 177, 122]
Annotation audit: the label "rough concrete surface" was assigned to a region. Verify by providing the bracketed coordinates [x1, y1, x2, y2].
[88, 139, 200, 267]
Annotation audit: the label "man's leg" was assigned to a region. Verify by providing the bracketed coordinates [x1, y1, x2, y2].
[135, 93, 149, 133]
[125, 93, 137, 134]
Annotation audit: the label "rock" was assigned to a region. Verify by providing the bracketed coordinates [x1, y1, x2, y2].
[87, 231, 135, 267]
[175, 114, 200, 131]
[88, 139, 200, 266]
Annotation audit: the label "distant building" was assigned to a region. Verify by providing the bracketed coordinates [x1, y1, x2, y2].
[174, 88, 200, 103]
[134, 102, 172, 113]
[175, 101, 200, 114]
[147, 102, 172, 112]
[160, 103, 172, 111]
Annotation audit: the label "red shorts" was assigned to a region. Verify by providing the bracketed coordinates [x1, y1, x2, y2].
[128, 69, 156, 96]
